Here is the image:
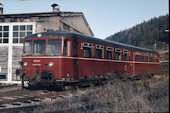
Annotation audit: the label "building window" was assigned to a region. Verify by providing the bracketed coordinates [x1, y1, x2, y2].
[0, 26, 9, 43]
[13, 25, 33, 43]
[141, 53, 145, 62]
[96, 45, 104, 59]
[83, 42, 93, 58]
[123, 50, 128, 61]
[115, 48, 122, 60]
[106, 47, 113, 60]
[136, 52, 140, 61]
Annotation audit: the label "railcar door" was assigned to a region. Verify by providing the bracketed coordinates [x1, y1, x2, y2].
[72, 39, 79, 80]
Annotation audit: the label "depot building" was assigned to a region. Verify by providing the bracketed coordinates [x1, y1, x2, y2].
[0, 4, 94, 83]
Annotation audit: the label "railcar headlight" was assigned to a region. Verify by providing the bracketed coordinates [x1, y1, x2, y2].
[48, 62, 54, 67]
[23, 62, 27, 66]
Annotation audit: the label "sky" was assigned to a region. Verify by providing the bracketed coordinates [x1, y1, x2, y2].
[0, 0, 169, 39]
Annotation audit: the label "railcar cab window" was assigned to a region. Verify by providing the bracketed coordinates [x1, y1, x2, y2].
[23, 41, 32, 56]
[46, 40, 62, 56]
[123, 50, 128, 61]
[141, 53, 145, 62]
[106, 47, 113, 59]
[83, 43, 93, 58]
[115, 48, 122, 60]
[96, 45, 104, 59]
[136, 52, 140, 61]
[33, 40, 46, 55]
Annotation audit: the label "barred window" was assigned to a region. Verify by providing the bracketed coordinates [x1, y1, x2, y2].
[106, 47, 113, 60]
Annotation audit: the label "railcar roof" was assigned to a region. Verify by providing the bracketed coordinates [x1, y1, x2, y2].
[25, 31, 158, 54]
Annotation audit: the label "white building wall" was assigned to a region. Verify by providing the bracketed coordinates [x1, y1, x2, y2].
[0, 22, 36, 83]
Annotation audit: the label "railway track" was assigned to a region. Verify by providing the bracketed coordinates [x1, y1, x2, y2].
[0, 83, 101, 112]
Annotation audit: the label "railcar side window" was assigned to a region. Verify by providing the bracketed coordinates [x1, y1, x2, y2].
[46, 40, 62, 56]
[106, 47, 113, 60]
[150, 54, 153, 62]
[115, 48, 122, 60]
[136, 52, 140, 61]
[64, 40, 70, 56]
[146, 54, 149, 62]
[23, 41, 32, 56]
[154, 55, 157, 62]
[33, 40, 46, 55]
[123, 50, 128, 61]
[83, 43, 93, 58]
[141, 53, 145, 62]
[96, 45, 104, 59]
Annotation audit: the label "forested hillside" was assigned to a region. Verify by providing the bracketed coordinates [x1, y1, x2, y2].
[106, 14, 169, 50]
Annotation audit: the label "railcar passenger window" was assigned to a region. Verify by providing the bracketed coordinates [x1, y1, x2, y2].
[46, 40, 62, 56]
[123, 50, 128, 61]
[154, 55, 157, 62]
[150, 54, 153, 62]
[96, 45, 104, 59]
[141, 53, 145, 62]
[136, 52, 140, 61]
[106, 47, 113, 60]
[83, 43, 93, 58]
[23, 41, 32, 56]
[146, 54, 149, 62]
[33, 40, 46, 55]
[83, 47, 92, 58]
[64, 40, 70, 56]
[115, 49, 122, 60]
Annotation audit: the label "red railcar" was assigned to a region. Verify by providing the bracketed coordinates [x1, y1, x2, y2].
[17, 31, 160, 87]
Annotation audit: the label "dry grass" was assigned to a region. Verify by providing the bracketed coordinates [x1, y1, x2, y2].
[33, 76, 169, 113]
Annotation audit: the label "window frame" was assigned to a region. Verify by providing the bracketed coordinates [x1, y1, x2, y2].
[96, 44, 104, 59]
[115, 48, 122, 60]
[83, 42, 93, 58]
[106, 47, 113, 60]
[141, 53, 145, 62]
[0, 25, 9, 44]
[136, 52, 141, 61]
[123, 50, 128, 61]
